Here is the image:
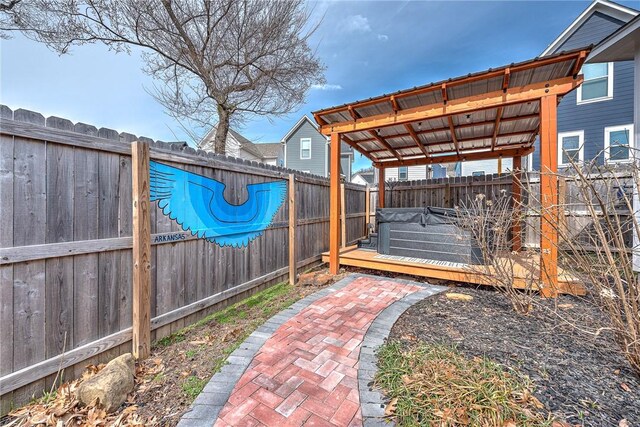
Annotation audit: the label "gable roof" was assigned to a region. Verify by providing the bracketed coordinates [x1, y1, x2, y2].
[541, 0, 638, 56]
[199, 125, 265, 158]
[253, 143, 282, 158]
[280, 115, 319, 143]
[352, 167, 375, 184]
[281, 115, 353, 153]
[588, 13, 640, 62]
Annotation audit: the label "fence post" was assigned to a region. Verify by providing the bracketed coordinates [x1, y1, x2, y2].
[288, 174, 296, 285]
[365, 186, 370, 235]
[131, 141, 151, 359]
[341, 183, 346, 248]
[444, 182, 452, 208]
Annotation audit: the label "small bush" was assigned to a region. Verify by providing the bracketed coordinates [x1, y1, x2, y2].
[375, 342, 553, 427]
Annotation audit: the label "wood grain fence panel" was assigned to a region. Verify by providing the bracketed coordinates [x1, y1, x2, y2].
[12, 136, 46, 380]
[118, 155, 133, 329]
[45, 142, 75, 360]
[73, 145, 100, 346]
[0, 134, 14, 384]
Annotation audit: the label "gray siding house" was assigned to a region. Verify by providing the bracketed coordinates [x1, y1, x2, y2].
[282, 116, 353, 180]
[457, 0, 638, 176]
[530, 0, 637, 170]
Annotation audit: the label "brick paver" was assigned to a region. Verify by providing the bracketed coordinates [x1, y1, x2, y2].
[213, 276, 422, 426]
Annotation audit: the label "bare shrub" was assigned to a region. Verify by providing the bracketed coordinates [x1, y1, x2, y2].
[456, 184, 538, 315]
[528, 157, 640, 375]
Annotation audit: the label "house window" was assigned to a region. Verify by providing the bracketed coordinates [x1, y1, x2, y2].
[300, 138, 311, 159]
[398, 166, 408, 181]
[558, 131, 584, 166]
[472, 171, 485, 177]
[605, 124, 634, 162]
[577, 62, 613, 104]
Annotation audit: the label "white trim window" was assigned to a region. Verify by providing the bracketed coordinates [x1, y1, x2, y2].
[300, 137, 311, 159]
[558, 131, 584, 166]
[577, 62, 613, 104]
[398, 166, 408, 181]
[605, 124, 634, 163]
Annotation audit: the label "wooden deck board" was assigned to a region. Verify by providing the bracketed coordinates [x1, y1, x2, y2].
[322, 246, 586, 296]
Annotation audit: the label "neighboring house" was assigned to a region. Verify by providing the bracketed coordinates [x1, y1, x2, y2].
[460, 0, 638, 176]
[460, 157, 513, 176]
[352, 167, 376, 186]
[199, 126, 283, 166]
[282, 116, 354, 180]
[253, 143, 284, 167]
[385, 163, 456, 182]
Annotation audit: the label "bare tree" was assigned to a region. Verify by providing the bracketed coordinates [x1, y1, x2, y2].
[1, 0, 326, 153]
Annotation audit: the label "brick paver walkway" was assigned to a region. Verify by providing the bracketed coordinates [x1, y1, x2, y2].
[213, 276, 422, 427]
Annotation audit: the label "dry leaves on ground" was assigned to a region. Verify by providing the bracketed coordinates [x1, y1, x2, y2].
[5, 363, 158, 427]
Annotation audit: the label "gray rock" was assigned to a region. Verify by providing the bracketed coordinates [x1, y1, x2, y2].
[77, 353, 135, 412]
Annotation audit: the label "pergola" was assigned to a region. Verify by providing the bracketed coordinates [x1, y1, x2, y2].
[313, 48, 591, 297]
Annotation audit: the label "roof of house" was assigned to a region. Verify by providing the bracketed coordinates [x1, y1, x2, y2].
[281, 115, 353, 153]
[253, 142, 282, 158]
[281, 115, 318, 142]
[588, 13, 640, 62]
[353, 167, 375, 184]
[199, 125, 269, 159]
[541, 0, 638, 56]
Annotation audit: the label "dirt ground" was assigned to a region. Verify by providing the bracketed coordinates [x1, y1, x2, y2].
[388, 285, 640, 427]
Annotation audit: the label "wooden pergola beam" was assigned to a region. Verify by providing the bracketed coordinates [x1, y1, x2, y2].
[369, 131, 402, 160]
[404, 123, 430, 157]
[502, 68, 511, 92]
[447, 116, 460, 154]
[571, 51, 587, 77]
[390, 95, 400, 112]
[539, 95, 559, 297]
[349, 105, 402, 160]
[351, 113, 540, 146]
[368, 130, 535, 155]
[374, 146, 534, 168]
[342, 134, 378, 163]
[329, 133, 341, 274]
[491, 107, 504, 150]
[319, 76, 582, 135]
[374, 141, 533, 161]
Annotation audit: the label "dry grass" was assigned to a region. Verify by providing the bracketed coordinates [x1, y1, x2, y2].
[374, 342, 554, 427]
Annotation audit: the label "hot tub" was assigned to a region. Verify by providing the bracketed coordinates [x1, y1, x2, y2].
[375, 207, 484, 265]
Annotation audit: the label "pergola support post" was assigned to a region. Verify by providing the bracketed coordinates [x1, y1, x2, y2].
[539, 95, 559, 297]
[378, 167, 385, 208]
[512, 155, 522, 252]
[329, 133, 341, 275]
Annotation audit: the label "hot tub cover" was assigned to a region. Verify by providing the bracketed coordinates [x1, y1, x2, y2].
[375, 207, 459, 226]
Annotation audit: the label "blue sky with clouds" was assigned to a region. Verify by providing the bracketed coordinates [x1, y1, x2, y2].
[2, 0, 638, 172]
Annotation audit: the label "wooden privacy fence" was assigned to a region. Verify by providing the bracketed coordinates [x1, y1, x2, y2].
[0, 106, 367, 413]
[365, 172, 634, 248]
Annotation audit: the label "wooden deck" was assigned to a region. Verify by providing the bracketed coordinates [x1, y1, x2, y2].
[322, 246, 586, 296]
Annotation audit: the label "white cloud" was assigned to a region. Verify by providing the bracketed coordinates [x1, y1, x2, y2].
[311, 83, 343, 91]
[345, 15, 371, 33]
[377, 34, 389, 42]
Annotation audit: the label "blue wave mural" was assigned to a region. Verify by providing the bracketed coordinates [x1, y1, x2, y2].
[149, 161, 287, 248]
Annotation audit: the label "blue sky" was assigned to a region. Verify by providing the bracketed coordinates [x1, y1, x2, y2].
[1, 0, 638, 172]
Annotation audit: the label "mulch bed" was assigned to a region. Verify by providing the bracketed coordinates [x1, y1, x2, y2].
[388, 286, 640, 426]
